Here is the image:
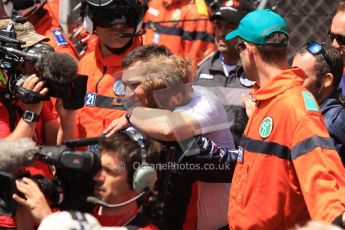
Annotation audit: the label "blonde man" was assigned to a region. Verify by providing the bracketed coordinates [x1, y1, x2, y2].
[105, 52, 234, 230]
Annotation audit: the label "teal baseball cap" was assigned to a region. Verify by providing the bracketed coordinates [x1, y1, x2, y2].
[225, 9, 288, 46]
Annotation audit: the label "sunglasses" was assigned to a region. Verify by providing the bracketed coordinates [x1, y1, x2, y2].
[306, 42, 335, 76]
[235, 41, 246, 53]
[328, 31, 345, 46]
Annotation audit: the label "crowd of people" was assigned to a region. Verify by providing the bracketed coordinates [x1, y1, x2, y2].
[0, 0, 345, 229]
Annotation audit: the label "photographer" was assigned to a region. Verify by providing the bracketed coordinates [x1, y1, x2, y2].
[0, 18, 76, 229]
[12, 130, 162, 229]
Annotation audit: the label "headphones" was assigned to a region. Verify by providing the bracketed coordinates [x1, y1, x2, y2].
[69, 211, 89, 230]
[121, 127, 157, 193]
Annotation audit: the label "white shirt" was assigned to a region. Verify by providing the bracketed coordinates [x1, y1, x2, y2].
[175, 86, 234, 229]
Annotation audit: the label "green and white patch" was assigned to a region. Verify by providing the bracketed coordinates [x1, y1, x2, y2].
[302, 91, 319, 112]
[259, 117, 273, 139]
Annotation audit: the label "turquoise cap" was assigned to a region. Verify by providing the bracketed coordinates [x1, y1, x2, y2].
[225, 9, 288, 46]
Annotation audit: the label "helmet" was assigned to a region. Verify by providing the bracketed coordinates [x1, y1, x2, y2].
[81, 0, 147, 34]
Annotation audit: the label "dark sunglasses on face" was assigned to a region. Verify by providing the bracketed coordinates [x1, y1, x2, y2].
[306, 42, 335, 76]
[328, 31, 345, 46]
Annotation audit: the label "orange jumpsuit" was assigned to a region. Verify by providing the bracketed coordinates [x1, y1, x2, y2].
[76, 38, 141, 138]
[228, 68, 345, 229]
[33, 0, 78, 58]
[142, 0, 215, 65]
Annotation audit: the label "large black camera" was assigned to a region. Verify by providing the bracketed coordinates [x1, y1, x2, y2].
[0, 16, 87, 110]
[0, 136, 103, 214]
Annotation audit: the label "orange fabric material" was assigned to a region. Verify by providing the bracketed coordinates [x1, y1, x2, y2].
[228, 68, 345, 229]
[33, 0, 78, 59]
[76, 39, 141, 138]
[183, 182, 198, 230]
[142, 0, 215, 65]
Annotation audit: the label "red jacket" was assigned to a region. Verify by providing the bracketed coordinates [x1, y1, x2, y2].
[229, 68, 345, 229]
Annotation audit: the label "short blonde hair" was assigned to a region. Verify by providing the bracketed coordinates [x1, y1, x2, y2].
[140, 55, 192, 108]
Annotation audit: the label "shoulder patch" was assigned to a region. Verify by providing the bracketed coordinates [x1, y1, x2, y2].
[52, 29, 68, 46]
[302, 91, 319, 112]
[113, 80, 126, 96]
[259, 116, 273, 139]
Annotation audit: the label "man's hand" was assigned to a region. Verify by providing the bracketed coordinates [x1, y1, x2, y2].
[103, 115, 130, 137]
[21, 74, 48, 114]
[13, 177, 52, 224]
[242, 94, 256, 118]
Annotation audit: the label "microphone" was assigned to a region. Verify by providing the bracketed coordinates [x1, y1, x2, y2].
[0, 138, 38, 173]
[87, 192, 146, 208]
[34, 52, 78, 84]
[118, 30, 146, 38]
[2, 47, 78, 84]
[63, 135, 106, 148]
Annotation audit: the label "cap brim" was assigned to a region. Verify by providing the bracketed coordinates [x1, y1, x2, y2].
[225, 29, 239, 41]
[17, 33, 50, 48]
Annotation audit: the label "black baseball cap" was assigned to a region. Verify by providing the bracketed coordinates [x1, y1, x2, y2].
[210, 0, 255, 24]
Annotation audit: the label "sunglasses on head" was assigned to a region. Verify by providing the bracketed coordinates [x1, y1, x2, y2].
[306, 42, 335, 76]
[328, 31, 345, 46]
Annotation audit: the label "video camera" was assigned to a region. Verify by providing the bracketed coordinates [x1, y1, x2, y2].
[0, 136, 104, 214]
[0, 16, 87, 110]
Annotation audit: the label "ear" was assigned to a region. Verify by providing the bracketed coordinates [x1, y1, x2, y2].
[323, 72, 334, 88]
[244, 41, 255, 56]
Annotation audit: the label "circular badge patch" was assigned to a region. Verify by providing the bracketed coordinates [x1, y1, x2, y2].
[259, 117, 273, 139]
[113, 80, 126, 96]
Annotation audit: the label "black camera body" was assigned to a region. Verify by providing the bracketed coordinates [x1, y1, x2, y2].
[0, 18, 87, 110]
[0, 137, 103, 214]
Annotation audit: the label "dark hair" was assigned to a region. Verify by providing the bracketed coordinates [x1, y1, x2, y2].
[99, 133, 162, 189]
[338, 1, 345, 12]
[122, 44, 172, 69]
[256, 32, 289, 63]
[298, 42, 344, 89]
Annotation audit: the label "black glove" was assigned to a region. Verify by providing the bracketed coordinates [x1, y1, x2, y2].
[195, 136, 239, 163]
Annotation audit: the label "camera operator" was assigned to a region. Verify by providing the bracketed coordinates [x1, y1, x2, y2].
[0, 18, 76, 143]
[0, 19, 76, 230]
[76, 0, 147, 139]
[13, 130, 162, 229]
